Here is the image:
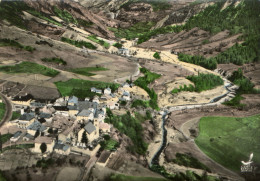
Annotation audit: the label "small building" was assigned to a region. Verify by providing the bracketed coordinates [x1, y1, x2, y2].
[95, 89, 102, 94]
[68, 96, 78, 106]
[40, 106, 55, 115]
[34, 136, 55, 153]
[91, 87, 96, 92]
[18, 113, 35, 129]
[27, 120, 47, 136]
[92, 96, 100, 104]
[118, 48, 129, 56]
[12, 94, 33, 106]
[10, 131, 22, 142]
[53, 106, 70, 116]
[107, 101, 119, 110]
[104, 88, 112, 95]
[54, 143, 70, 155]
[77, 122, 99, 144]
[23, 133, 34, 141]
[77, 109, 94, 122]
[38, 112, 52, 123]
[122, 91, 131, 101]
[30, 102, 46, 109]
[99, 122, 110, 133]
[122, 82, 130, 88]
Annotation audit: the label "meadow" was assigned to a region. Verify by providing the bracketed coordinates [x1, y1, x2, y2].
[195, 114, 260, 171]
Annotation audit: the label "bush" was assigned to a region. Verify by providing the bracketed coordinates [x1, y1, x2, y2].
[153, 52, 161, 59]
[223, 68, 259, 107]
[0, 39, 35, 52]
[113, 42, 123, 49]
[41, 57, 67, 65]
[178, 53, 217, 70]
[131, 99, 149, 108]
[61, 37, 97, 50]
[87, 35, 110, 49]
[134, 68, 161, 110]
[186, 73, 224, 92]
[172, 153, 211, 172]
[40, 143, 47, 153]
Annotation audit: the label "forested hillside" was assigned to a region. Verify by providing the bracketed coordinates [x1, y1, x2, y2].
[137, 0, 260, 67]
[180, 0, 260, 66]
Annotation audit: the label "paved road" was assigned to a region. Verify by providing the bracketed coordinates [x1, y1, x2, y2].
[0, 92, 12, 127]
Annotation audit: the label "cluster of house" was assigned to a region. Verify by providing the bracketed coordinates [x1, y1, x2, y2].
[9, 82, 133, 157]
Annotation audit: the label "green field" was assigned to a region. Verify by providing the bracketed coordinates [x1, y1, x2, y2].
[69, 67, 108, 77]
[109, 174, 167, 181]
[0, 61, 59, 77]
[0, 102, 5, 121]
[195, 114, 260, 171]
[55, 79, 119, 99]
[11, 111, 21, 121]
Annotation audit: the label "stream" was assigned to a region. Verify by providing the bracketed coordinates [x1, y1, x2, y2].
[149, 76, 236, 167]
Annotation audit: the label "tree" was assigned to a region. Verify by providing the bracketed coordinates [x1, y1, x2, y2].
[81, 131, 88, 145]
[40, 143, 47, 154]
[153, 52, 161, 59]
[34, 129, 40, 138]
[48, 128, 53, 134]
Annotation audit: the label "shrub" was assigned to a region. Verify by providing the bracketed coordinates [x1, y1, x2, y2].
[153, 52, 161, 59]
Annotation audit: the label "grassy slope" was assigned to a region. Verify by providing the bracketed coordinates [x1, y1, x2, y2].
[54, 79, 119, 99]
[195, 114, 260, 171]
[11, 112, 21, 121]
[0, 102, 5, 121]
[69, 67, 108, 77]
[0, 62, 59, 77]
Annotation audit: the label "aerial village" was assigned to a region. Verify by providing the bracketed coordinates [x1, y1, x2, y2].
[7, 82, 134, 166]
